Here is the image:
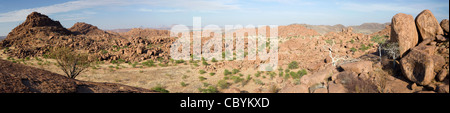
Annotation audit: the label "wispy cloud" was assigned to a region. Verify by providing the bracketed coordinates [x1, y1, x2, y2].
[339, 2, 448, 14]
[0, 0, 240, 23]
[0, 0, 129, 22]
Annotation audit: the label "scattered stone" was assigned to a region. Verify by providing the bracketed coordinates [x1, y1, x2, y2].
[279, 84, 309, 93]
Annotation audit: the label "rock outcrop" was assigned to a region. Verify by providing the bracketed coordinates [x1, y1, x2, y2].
[415, 9, 444, 40]
[400, 48, 435, 85]
[441, 19, 449, 35]
[390, 13, 419, 57]
[69, 22, 108, 35]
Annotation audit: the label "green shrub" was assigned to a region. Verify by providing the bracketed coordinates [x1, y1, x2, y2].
[232, 69, 240, 74]
[288, 61, 299, 69]
[297, 69, 307, 77]
[211, 58, 218, 62]
[359, 44, 370, 51]
[181, 82, 188, 87]
[175, 59, 185, 64]
[151, 85, 170, 93]
[253, 79, 264, 85]
[199, 76, 207, 81]
[199, 70, 207, 74]
[198, 86, 218, 93]
[224, 69, 232, 75]
[255, 71, 261, 77]
[231, 76, 244, 83]
[217, 80, 230, 89]
[202, 61, 209, 66]
[209, 72, 216, 76]
[350, 47, 357, 52]
[290, 71, 300, 79]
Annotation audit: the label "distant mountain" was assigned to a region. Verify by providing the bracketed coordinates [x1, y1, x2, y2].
[298, 23, 390, 34]
[0, 36, 6, 41]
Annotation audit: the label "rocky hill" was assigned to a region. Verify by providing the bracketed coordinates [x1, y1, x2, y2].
[0, 59, 155, 93]
[69, 22, 109, 36]
[300, 23, 390, 34]
[0, 12, 175, 62]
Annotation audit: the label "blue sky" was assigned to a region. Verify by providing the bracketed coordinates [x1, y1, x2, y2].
[0, 0, 448, 36]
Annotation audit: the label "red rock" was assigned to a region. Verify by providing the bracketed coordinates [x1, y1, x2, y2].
[390, 13, 419, 57]
[279, 84, 309, 93]
[440, 19, 449, 34]
[415, 9, 444, 40]
[400, 48, 435, 85]
[339, 61, 373, 74]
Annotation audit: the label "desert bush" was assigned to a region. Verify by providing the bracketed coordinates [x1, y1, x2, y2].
[209, 72, 216, 76]
[297, 69, 307, 77]
[350, 47, 357, 52]
[211, 58, 218, 62]
[175, 59, 184, 64]
[254, 71, 261, 77]
[217, 80, 230, 89]
[199, 76, 207, 81]
[151, 85, 170, 93]
[199, 70, 207, 74]
[290, 72, 300, 79]
[231, 76, 244, 83]
[180, 82, 188, 87]
[253, 79, 264, 85]
[359, 44, 370, 51]
[288, 61, 299, 69]
[224, 69, 232, 75]
[198, 86, 219, 93]
[371, 35, 386, 44]
[49, 47, 93, 79]
[202, 61, 209, 66]
[232, 69, 240, 74]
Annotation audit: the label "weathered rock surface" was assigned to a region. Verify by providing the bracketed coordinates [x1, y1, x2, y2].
[415, 9, 444, 40]
[441, 19, 449, 34]
[390, 13, 419, 57]
[400, 48, 435, 85]
[339, 61, 373, 74]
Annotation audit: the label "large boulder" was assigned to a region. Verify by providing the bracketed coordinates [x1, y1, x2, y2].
[339, 61, 373, 74]
[327, 81, 348, 93]
[415, 9, 444, 40]
[300, 65, 335, 87]
[400, 48, 435, 85]
[390, 13, 419, 57]
[440, 19, 449, 34]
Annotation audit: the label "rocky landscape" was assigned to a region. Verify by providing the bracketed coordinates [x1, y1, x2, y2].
[0, 10, 448, 93]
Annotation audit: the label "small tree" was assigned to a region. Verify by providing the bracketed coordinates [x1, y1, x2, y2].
[49, 47, 93, 79]
[382, 42, 399, 68]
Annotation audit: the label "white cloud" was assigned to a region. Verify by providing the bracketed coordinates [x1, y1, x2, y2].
[339, 2, 448, 14]
[0, 0, 240, 23]
[138, 8, 153, 12]
[0, 0, 129, 22]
